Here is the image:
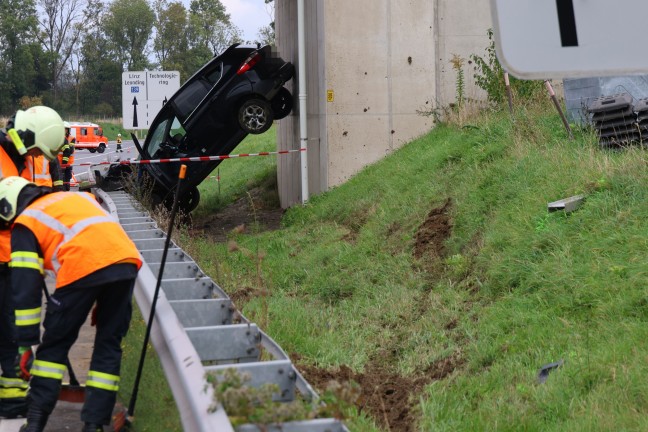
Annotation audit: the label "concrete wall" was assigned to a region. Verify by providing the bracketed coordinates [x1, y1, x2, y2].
[276, 0, 492, 208]
[435, 0, 492, 104]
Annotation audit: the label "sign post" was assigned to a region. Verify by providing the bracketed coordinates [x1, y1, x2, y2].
[122, 71, 180, 130]
[490, 0, 648, 79]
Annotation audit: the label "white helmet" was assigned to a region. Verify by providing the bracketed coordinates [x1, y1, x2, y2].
[0, 177, 33, 224]
[117, 133, 121, 137]
[7, 106, 65, 161]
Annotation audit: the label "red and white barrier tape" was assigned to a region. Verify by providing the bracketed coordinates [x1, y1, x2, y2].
[63, 148, 306, 168]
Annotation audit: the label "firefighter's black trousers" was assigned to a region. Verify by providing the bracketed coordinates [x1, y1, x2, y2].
[63, 166, 73, 191]
[29, 276, 135, 425]
[0, 264, 18, 377]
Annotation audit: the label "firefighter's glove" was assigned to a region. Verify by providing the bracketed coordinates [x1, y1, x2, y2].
[15, 346, 34, 381]
[90, 305, 98, 327]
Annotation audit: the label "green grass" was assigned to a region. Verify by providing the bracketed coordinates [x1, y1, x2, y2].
[96, 121, 129, 141]
[117, 306, 182, 431]
[180, 104, 648, 431]
[122, 104, 648, 430]
[193, 127, 280, 216]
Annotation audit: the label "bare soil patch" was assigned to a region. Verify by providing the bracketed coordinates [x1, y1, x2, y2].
[298, 352, 463, 432]
[190, 186, 285, 242]
[413, 198, 453, 261]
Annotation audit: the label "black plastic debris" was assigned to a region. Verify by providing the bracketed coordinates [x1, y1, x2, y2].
[538, 359, 564, 384]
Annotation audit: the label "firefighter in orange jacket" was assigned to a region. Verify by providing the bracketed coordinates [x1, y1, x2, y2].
[0, 106, 66, 419]
[26, 155, 64, 190]
[0, 177, 142, 432]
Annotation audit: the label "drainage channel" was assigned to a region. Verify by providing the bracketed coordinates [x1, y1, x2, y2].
[98, 189, 349, 432]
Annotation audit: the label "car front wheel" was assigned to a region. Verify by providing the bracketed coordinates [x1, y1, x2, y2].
[179, 186, 200, 212]
[97, 143, 106, 153]
[238, 98, 274, 134]
[271, 87, 293, 120]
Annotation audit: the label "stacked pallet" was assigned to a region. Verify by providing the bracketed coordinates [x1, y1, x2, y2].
[588, 93, 638, 148]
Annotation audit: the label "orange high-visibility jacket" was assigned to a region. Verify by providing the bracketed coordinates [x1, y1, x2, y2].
[0, 147, 38, 262]
[58, 136, 75, 166]
[14, 192, 142, 288]
[26, 155, 53, 187]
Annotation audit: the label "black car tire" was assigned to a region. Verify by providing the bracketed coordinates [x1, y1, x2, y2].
[238, 98, 274, 134]
[97, 143, 106, 153]
[271, 87, 293, 120]
[179, 186, 201, 212]
[89, 148, 96, 153]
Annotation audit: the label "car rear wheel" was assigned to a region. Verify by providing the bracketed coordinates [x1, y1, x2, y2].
[89, 148, 96, 153]
[238, 98, 274, 134]
[271, 87, 293, 120]
[97, 143, 106, 153]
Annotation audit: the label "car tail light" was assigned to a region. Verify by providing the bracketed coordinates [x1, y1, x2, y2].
[237, 52, 261, 75]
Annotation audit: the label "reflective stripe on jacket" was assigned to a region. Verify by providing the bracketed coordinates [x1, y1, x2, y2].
[26, 155, 53, 187]
[0, 146, 32, 262]
[14, 192, 142, 288]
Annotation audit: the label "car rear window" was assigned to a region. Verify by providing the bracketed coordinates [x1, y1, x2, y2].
[205, 62, 223, 84]
[174, 79, 211, 119]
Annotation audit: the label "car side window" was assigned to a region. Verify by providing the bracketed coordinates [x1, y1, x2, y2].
[81, 128, 88, 136]
[147, 118, 170, 158]
[170, 117, 187, 149]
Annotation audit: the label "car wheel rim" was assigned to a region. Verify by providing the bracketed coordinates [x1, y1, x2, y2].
[242, 104, 267, 131]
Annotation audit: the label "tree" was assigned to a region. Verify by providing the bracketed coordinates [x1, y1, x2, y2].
[79, 0, 122, 116]
[153, 0, 188, 70]
[257, 24, 274, 46]
[36, 0, 84, 105]
[258, 0, 275, 45]
[188, 0, 242, 56]
[104, 0, 155, 70]
[0, 0, 41, 114]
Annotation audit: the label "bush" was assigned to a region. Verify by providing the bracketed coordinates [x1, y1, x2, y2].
[470, 29, 543, 106]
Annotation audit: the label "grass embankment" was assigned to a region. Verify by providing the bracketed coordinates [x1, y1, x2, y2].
[98, 122, 128, 141]
[185, 104, 648, 431]
[121, 102, 648, 431]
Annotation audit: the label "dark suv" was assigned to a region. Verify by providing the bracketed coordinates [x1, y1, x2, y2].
[103, 43, 295, 211]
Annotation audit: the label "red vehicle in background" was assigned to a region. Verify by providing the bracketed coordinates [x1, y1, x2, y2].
[66, 121, 108, 153]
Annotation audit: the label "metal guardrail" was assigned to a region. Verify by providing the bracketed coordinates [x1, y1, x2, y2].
[95, 189, 349, 432]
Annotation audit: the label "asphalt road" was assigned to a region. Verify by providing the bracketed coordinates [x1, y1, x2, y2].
[73, 139, 137, 166]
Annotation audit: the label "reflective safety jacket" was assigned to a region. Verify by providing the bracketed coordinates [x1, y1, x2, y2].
[25, 155, 63, 189]
[10, 192, 142, 342]
[11, 192, 142, 288]
[57, 136, 75, 167]
[0, 144, 35, 262]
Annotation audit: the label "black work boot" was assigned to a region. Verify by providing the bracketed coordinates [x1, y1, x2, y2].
[81, 423, 104, 432]
[18, 405, 49, 432]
